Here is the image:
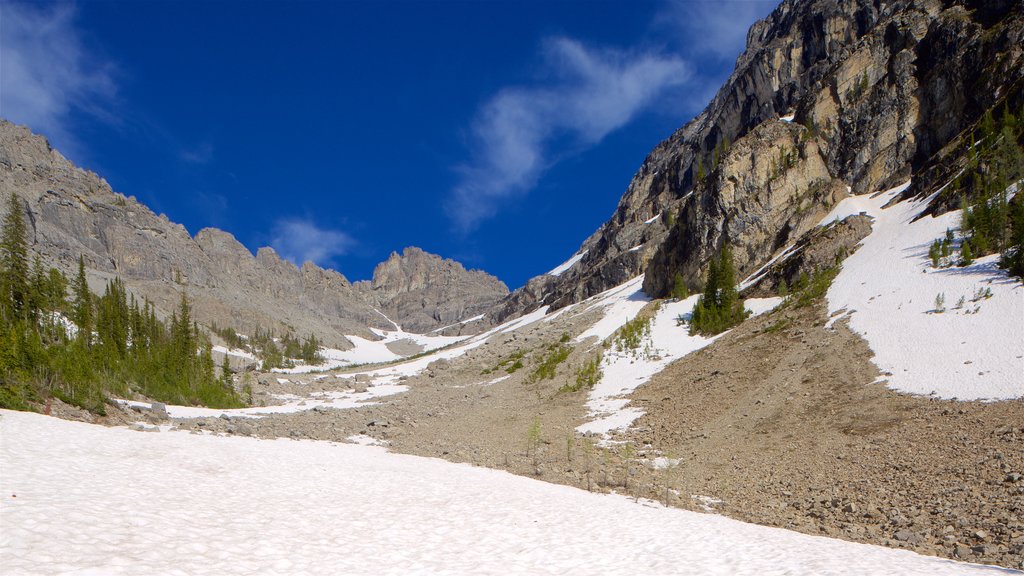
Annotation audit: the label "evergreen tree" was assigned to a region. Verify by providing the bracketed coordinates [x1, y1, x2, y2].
[670, 272, 689, 300]
[689, 244, 749, 335]
[1, 193, 30, 318]
[72, 257, 93, 346]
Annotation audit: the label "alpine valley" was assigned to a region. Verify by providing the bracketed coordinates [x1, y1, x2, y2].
[1, 0, 1022, 574]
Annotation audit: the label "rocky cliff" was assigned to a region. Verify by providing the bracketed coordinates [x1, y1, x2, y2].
[490, 0, 1023, 319]
[354, 247, 509, 334]
[0, 121, 507, 344]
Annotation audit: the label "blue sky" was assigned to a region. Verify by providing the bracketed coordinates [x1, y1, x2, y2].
[0, 0, 777, 289]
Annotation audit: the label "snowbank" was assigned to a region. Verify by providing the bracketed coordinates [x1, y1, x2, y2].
[0, 410, 1004, 576]
[548, 250, 588, 276]
[823, 182, 1023, 400]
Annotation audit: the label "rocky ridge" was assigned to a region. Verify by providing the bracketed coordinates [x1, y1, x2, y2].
[354, 247, 508, 335]
[0, 121, 507, 346]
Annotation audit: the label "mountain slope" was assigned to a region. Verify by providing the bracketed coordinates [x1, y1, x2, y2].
[490, 0, 1023, 320]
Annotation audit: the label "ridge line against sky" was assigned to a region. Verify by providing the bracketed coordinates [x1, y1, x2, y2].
[0, 0, 778, 288]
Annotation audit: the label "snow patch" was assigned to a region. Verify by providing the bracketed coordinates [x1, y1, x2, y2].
[824, 182, 1023, 400]
[548, 250, 588, 276]
[114, 383, 409, 419]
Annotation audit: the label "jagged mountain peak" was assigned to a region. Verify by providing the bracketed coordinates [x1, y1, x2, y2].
[356, 245, 509, 334]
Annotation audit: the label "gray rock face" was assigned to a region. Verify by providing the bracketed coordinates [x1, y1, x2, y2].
[742, 214, 873, 297]
[354, 247, 509, 334]
[0, 122, 503, 344]
[489, 0, 1023, 318]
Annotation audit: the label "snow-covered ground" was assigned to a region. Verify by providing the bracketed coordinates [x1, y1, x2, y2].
[211, 345, 256, 361]
[823, 182, 1023, 400]
[114, 382, 409, 419]
[275, 328, 467, 374]
[0, 410, 1008, 576]
[573, 276, 782, 437]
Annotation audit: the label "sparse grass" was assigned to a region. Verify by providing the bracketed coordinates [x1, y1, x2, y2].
[528, 344, 572, 384]
[762, 318, 792, 334]
[482, 349, 528, 375]
[560, 352, 603, 393]
[784, 266, 840, 309]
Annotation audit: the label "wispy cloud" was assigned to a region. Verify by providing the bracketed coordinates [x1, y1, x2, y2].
[0, 1, 117, 157]
[180, 141, 215, 165]
[656, 0, 778, 61]
[447, 38, 690, 232]
[270, 218, 355, 268]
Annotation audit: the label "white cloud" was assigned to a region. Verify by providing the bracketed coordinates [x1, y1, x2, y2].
[447, 38, 690, 231]
[270, 218, 355, 268]
[0, 1, 117, 156]
[657, 0, 778, 60]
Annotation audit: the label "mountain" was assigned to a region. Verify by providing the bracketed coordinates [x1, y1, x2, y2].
[354, 247, 508, 334]
[0, 121, 508, 346]
[489, 0, 1023, 320]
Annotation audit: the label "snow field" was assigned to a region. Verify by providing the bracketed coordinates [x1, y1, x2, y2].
[823, 182, 1023, 400]
[0, 410, 1009, 576]
[114, 382, 409, 419]
[275, 328, 467, 374]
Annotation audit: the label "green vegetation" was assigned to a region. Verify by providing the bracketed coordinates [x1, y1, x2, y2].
[613, 313, 652, 353]
[769, 145, 799, 180]
[670, 272, 689, 300]
[761, 318, 792, 334]
[561, 352, 602, 394]
[689, 245, 749, 335]
[0, 193, 244, 412]
[528, 343, 573, 384]
[783, 266, 840, 309]
[526, 417, 542, 465]
[942, 103, 1024, 279]
[212, 321, 323, 369]
[481, 349, 527, 375]
[845, 70, 870, 102]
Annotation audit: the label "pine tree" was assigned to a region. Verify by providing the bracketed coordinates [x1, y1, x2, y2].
[1, 193, 30, 319]
[72, 256, 93, 346]
[220, 354, 232, 386]
[671, 272, 689, 300]
[689, 244, 749, 335]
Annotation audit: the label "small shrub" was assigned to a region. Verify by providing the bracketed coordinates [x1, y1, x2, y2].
[614, 315, 652, 353]
[561, 352, 603, 393]
[527, 344, 572, 384]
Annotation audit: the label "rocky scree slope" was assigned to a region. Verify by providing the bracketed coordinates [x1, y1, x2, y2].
[0, 121, 507, 346]
[488, 0, 1023, 321]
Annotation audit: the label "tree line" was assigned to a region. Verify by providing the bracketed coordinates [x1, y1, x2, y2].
[0, 193, 244, 413]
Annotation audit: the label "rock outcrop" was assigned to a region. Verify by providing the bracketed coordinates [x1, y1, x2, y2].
[488, 0, 1023, 320]
[354, 247, 509, 334]
[0, 121, 506, 344]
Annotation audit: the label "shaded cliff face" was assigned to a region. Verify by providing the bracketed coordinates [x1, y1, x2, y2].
[354, 247, 509, 334]
[0, 122, 506, 343]
[492, 0, 1023, 317]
